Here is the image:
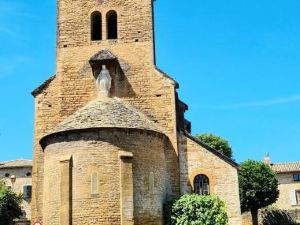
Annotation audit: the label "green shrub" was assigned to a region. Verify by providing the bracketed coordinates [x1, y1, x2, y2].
[0, 181, 23, 225]
[166, 194, 228, 225]
[261, 208, 297, 225]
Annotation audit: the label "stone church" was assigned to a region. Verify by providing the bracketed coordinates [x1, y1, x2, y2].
[31, 0, 242, 224]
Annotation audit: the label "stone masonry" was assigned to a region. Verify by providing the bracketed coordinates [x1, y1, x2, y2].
[32, 0, 242, 224]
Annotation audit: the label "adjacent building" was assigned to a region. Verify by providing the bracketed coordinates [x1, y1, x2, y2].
[31, 0, 242, 224]
[0, 159, 32, 222]
[271, 161, 300, 221]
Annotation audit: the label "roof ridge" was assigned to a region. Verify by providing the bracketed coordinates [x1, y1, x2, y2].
[272, 161, 300, 165]
[0, 159, 32, 164]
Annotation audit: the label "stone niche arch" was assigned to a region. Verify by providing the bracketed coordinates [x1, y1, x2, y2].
[89, 50, 135, 98]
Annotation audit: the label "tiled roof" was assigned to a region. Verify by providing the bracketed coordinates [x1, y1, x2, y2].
[42, 97, 164, 141]
[0, 159, 32, 169]
[271, 162, 300, 173]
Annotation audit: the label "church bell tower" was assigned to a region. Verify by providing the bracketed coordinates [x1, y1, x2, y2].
[57, 0, 156, 66]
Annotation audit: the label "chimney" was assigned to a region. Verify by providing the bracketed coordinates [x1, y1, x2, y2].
[264, 153, 271, 166]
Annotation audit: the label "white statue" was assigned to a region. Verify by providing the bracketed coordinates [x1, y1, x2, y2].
[96, 65, 112, 97]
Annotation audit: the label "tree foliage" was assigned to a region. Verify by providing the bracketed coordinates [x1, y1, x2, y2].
[166, 194, 228, 225]
[0, 180, 23, 225]
[238, 160, 279, 225]
[196, 133, 233, 158]
[261, 208, 298, 225]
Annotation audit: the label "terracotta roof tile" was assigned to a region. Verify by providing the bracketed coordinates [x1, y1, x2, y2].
[0, 159, 32, 169]
[271, 162, 300, 173]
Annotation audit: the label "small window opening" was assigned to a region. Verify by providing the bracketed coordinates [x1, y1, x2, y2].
[91, 172, 99, 194]
[149, 172, 154, 193]
[5, 173, 10, 178]
[23, 185, 32, 199]
[194, 174, 210, 195]
[107, 11, 118, 39]
[293, 174, 300, 182]
[91, 11, 102, 41]
[26, 172, 31, 177]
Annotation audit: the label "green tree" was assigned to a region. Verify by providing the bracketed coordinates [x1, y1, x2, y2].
[196, 133, 233, 158]
[0, 180, 23, 225]
[168, 194, 228, 225]
[239, 160, 279, 225]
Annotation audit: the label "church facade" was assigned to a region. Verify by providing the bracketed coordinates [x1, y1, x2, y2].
[31, 0, 242, 224]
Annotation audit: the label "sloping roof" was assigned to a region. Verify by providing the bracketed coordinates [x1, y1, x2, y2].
[42, 97, 164, 142]
[184, 131, 239, 169]
[0, 159, 32, 169]
[271, 162, 300, 173]
[31, 75, 56, 97]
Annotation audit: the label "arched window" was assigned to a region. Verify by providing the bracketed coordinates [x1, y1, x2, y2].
[91, 11, 102, 41]
[194, 174, 210, 195]
[107, 10, 118, 39]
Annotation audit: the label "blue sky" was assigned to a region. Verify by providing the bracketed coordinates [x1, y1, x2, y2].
[0, 0, 299, 163]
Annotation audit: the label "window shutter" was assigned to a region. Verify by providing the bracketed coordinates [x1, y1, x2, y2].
[290, 190, 297, 206]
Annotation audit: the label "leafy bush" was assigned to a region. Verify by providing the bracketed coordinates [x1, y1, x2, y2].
[0, 181, 23, 225]
[165, 194, 228, 225]
[261, 208, 297, 225]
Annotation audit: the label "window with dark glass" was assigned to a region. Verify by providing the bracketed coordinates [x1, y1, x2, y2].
[91, 11, 102, 41]
[107, 11, 118, 39]
[23, 185, 32, 199]
[194, 174, 210, 195]
[293, 174, 300, 182]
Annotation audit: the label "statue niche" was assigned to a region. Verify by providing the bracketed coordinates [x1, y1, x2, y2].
[89, 50, 135, 98]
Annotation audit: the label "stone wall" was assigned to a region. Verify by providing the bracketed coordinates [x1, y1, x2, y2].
[42, 129, 178, 225]
[275, 173, 300, 210]
[32, 0, 179, 221]
[179, 134, 242, 225]
[0, 167, 32, 220]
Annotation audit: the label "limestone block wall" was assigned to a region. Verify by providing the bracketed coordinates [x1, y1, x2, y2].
[32, 78, 61, 221]
[0, 167, 32, 219]
[275, 173, 300, 210]
[42, 129, 176, 225]
[178, 134, 242, 225]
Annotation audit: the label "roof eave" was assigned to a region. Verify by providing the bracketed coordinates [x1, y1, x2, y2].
[31, 75, 56, 97]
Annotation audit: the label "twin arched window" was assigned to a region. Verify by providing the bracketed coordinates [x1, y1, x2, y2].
[91, 10, 118, 41]
[91, 11, 102, 41]
[193, 174, 210, 195]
